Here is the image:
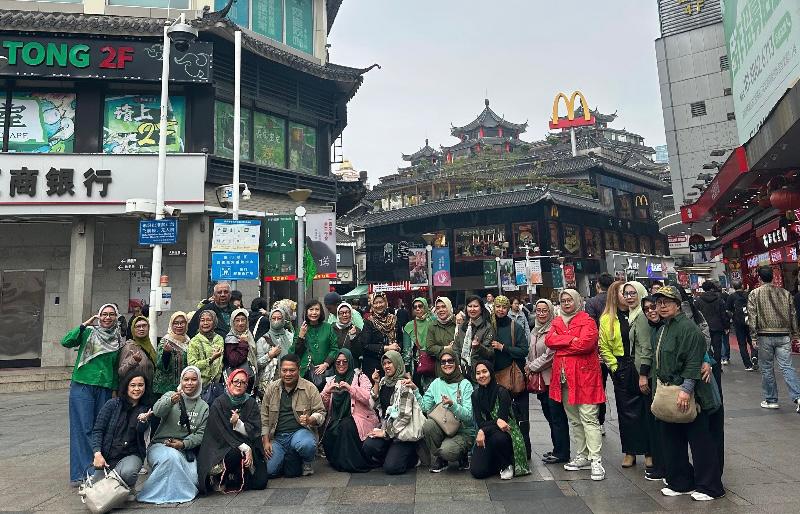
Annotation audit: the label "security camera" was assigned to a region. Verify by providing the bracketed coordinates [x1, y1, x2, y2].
[241, 185, 252, 201]
[167, 21, 198, 52]
[163, 205, 181, 217]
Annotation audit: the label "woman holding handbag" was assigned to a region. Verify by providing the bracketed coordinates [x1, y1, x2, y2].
[403, 297, 436, 391]
[526, 299, 570, 465]
[406, 348, 475, 472]
[291, 300, 339, 392]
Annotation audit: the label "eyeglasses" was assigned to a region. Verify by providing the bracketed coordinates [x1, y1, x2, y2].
[413, 304, 425, 310]
[134, 324, 148, 329]
[535, 309, 550, 314]
[623, 291, 638, 298]
[440, 359, 455, 365]
[172, 320, 187, 325]
[655, 299, 675, 306]
[643, 305, 658, 312]
[231, 380, 247, 386]
[335, 359, 348, 364]
[99, 313, 117, 318]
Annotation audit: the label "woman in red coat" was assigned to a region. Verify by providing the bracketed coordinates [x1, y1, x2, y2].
[545, 288, 606, 481]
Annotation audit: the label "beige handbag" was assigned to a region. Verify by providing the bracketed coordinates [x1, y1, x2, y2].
[428, 384, 463, 437]
[78, 467, 130, 514]
[650, 326, 698, 424]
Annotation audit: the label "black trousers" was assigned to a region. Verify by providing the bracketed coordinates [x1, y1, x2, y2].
[470, 428, 513, 479]
[511, 391, 531, 459]
[222, 448, 268, 491]
[662, 411, 724, 497]
[362, 437, 418, 475]
[733, 323, 755, 368]
[538, 389, 570, 460]
[598, 362, 610, 425]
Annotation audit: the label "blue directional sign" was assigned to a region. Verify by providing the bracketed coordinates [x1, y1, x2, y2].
[139, 218, 178, 245]
[211, 252, 260, 280]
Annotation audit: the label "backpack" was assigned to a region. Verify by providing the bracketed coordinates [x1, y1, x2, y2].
[731, 291, 748, 326]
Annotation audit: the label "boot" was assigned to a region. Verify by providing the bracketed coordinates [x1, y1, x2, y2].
[622, 454, 636, 468]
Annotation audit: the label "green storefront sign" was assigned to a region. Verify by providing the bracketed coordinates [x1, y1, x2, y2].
[264, 215, 297, 281]
[724, 0, 800, 144]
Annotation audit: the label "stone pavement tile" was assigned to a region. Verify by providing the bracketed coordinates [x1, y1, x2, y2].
[567, 477, 651, 498]
[581, 495, 663, 513]
[303, 487, 333, 505]
[175, 492, 236, 509]
[726, 482, 800, 505]
[226, 488, 275, 506]
[414, 492, 491, 503]
[414, 501, 505, 514]
[481, 469, 545, 483]
[723, 466, 795, 486]
[333, 485, 416, 504]
[414, 472, 488, 494]
[487, 480, 564, 501]
[502, 497, 592, 514]
[261, 487, 310, 505]
[325, 504, 414, 514]
[644, 490, 744, 512]
[347, 469, 417, 486]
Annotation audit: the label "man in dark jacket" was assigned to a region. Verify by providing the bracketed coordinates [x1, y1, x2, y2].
[726, 282, 756, 370]
[584, 272, 614, 433]
[695, 281, 730, 366]
[187, 282, 235, 338]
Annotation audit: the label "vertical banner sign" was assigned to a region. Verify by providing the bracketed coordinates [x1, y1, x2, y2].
[483, 260, 498, 288]
[552, 265, 564, 289]
[514, 261, 529, 286]
[263, 215, 297, 281]
[563, 264, 576, 288]
[305, 213, 337, 279]
[431, 247, 452, 287]
[529, 259, 543, 285]
[408, 248, 429, 288]
[499, 259, 516, 291]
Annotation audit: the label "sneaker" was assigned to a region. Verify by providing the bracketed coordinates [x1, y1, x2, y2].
[744, 367, 754, 371]
[590, 460, 605, 481]
[600, 424, 606, 436]
[752, 356, 758, 367]
[691, 491, 721, 501]
[761, 400, 780, 409]
[430, 458, 447, 473]
[500, 465, 514, 480]
[564, 456, 592, 471]
[795, 398, 800, 413]
[458, 455, 470, 471]
[661, 487, 694, 496]
[302, 462, 314, 476]
[721, 359, 729, 365]
[644, 469, 664, 481]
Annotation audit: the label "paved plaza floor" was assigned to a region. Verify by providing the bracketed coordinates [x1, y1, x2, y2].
[2, 355, 800, 513]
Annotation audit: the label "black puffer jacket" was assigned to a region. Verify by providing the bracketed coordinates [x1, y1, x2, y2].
[695, 291, 730, 332]
[91, 397, 149, 461]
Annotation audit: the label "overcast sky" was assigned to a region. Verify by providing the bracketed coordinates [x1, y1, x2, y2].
[328, 0, 665, 181]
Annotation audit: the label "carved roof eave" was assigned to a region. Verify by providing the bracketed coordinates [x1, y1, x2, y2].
[402, 145, 440, 162]
[450, 104, 527, 135]
[327, 0, 344, 32]
[442, 136, 524, 153]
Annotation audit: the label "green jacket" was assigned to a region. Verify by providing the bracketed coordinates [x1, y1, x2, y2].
[61, 325, 120, 389]
[187, 332, 224, 385]
[414, 377, 476, 437]
[151, 391, 209, 450]
[427, 318, 457, 360]
[654, 313, 705, 387]
[629, 313, 655, 376]
[291, 322, 339, 375]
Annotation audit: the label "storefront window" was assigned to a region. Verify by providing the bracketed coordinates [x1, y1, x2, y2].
[288, 121, 317, 173]
[584, 227, 603, 258]
[453, 225, 507, 261]
[214, 101, 251, 160]
[654, 238, 666, 255]
[254, 112, 287, 168]
[615, 192, 633, 219]
[102, 95, 185, 154]
[512, 222, 539, 256]
[217, 0, 315, 55]
[1, 92, 76, 153]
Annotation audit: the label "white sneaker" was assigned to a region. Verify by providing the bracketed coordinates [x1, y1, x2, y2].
[661, 487, 694, 496]
[600, 424, 606, 436]
[590, 460, 605, 481]
[500, 465, 514, 480]
[721, 359, 729, 365]
[563, 456, 591, 471]
[795, 398, 800, 413]
[302, 462, 314, 476]
[761, 400, 779, 409]
[691, 491, 721, 501]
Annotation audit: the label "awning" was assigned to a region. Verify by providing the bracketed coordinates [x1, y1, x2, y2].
[680, 147, 749, 223]
[755, 218, 780, 239]
[719, 221, 753, 246]
[342, 284, 368, 298]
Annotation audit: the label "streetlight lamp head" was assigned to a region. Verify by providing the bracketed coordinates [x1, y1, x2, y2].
[167, 21, 198, 52]
[421, 232, 436, 245]
[295, 205, 307, 217]
[288, 188, 312, 204]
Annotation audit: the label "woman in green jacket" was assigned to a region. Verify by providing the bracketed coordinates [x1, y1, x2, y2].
[403, 297, 436, 391]
[427, 296, 458, 363]
[187, 310, 225, 396]
[291, 300, 339, 391]
[62, 303, 125, 484]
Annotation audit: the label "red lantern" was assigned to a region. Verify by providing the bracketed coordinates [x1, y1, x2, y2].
[770, 189, 800, 210]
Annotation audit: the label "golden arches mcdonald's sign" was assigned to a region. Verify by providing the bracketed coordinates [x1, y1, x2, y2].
[634, 194, 649, 207]
[549, 91, 596, 129]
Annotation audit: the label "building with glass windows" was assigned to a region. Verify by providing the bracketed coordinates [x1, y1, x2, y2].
[0, 0, 374, 369]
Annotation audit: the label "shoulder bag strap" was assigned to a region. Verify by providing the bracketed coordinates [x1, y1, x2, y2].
[253, 316, 263, 339]
[510, 320, 516, 347]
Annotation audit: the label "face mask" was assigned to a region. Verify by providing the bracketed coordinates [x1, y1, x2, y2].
[270, 321, 284, 331]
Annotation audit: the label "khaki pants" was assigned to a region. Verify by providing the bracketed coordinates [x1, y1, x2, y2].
[421, 418, 473, 465]
[561, 382, 602, 462]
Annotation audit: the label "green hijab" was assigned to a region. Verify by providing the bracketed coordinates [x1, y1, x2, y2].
[438, 348, 463, 384]
[330, 348, 356, 421]
[381, 350, 406, 387]
[130, 315, 157, 364]
[402, 297, 433, 350]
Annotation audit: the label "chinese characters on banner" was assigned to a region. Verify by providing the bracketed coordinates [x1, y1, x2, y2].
[483, 260, 498, 288]
[407, 248, 428, 288]
[514, 261, 529, 286]
[431, 247, 451, 287]
[0, 92, 76, 152]
[529, 259, 543, 285]
[305, 213, 337, 279]
[263, 215, 296, 281]
[563, 264, 576, 288]
[103, 95, 185, 154]
[211, 252, 260, 281]
[5, 166, 111, 198]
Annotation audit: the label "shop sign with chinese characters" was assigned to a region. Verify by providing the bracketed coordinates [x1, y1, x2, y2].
[762, 226, 789, 248]
[0, 153, 206, 215]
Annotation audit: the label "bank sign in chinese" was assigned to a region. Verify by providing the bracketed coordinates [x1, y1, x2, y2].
[0, 36, 212, 82]
[103, 95, 185, 154]
[724, 0, 800, 144]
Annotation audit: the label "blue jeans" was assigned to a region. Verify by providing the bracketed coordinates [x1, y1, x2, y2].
[721, 331, 730, 361]
[69, 382, 112, 481]
[266, 428, 316, 477]
[92, 454, 143, 488]
[758, 335, 800, 403]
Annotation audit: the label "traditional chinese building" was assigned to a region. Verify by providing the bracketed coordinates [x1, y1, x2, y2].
[0, 0, 373, 368]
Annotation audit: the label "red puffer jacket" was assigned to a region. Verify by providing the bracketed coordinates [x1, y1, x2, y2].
[545, 311, 606, 405]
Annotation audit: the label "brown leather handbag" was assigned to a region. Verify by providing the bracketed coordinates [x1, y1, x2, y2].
[495, 321, 525, 394]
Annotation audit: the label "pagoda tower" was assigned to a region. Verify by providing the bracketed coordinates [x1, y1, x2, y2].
[442, 99, 528, 163]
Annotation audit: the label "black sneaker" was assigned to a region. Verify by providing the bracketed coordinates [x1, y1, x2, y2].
[430, 458, 448, 473]
[645, 469, 665, 481]
[458, 456, 470, 471]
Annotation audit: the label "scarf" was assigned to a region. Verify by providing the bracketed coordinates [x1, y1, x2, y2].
[228, 307, 258, 371]
[624, 281, 649, 324]
[163, 311, 190, 353]
[180, 365, 203, 400]
[130, 315, 157, 364]
[559, 289, 584, 324]
[490, 295, 511, 332]
[381, 350, 405, 387]
[402, 297, 432, 350]
[335, 302, 354, 330]
[371, 308, 398, 346]
[461, 315, 485, 367]
[330, 349, 357, 422]
[78, 303, 124, 369]
[266, 307, 292, 352]
[439, 348, 463, 383]
[472, 360, 499, 422]
[434, 296, 455, 325]
[533, 299, 554, 336]
[225, 368, 250, 407]
[198, 309, 218, 339]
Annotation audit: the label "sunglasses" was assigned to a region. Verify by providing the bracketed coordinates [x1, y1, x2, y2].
[440, 359, 455, 365]
[335, 359, 348, 364]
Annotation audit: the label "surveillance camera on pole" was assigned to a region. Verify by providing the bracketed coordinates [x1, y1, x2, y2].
[167, 18, 198, 52]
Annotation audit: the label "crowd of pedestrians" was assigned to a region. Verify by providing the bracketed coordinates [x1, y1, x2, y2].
[63, 267, 800, 505]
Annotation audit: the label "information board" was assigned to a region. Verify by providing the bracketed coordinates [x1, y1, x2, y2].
[211, 252, 260, 280]
[139, 218, 178, 245]
[212, 219, 261, 252]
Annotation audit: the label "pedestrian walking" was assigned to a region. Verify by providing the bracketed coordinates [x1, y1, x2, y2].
[695, 281, 730, 366]
[726, 282, 757, 370]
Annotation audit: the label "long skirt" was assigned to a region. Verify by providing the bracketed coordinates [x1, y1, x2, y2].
[138, 444, 198, 504]
[322, 416, 371, 473]
[612, 359, 649, 455]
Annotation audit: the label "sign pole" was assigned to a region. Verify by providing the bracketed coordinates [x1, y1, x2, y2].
[296, 206, 307, 327]
[570, 127, 577, 157]
[495, 256, 501, 296]
[231, 30, 242, 291]
[426, 245, 434, 306]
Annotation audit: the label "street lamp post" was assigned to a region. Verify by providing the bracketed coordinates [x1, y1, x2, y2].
[495, 256, 502, 296]
[421, 233, 436, 306]
[288, 188, 312, 325]
[230, 29, 242, 290]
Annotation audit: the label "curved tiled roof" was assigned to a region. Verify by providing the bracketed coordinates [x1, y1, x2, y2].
[442, 136, 524, 153]
[451, 99, 527, 135]
[402, 140, 440, 161]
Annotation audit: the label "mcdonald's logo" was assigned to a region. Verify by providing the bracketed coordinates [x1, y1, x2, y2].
[635, 194, 649, 207]
[549, 91, 596, 129]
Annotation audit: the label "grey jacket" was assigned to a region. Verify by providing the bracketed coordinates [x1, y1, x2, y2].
[453, 316, 494, 365]
[526, 326, 554, 385]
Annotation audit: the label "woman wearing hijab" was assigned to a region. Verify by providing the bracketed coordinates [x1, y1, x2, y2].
[360, 292, 402, 378]
[188, 310, 225, 397]
[332, 303, 363, 362]
[470, 360, 529, 479]
[403, 297, 436, 391]
[118, 315, 156, 386]
[362, 350, 420, 475]
[526, 299, 570, 465]
[320, 348, 378, 473]
[408, 348, 474, 472]
[62, 303, 125, 485]
[255, 306, 293, 396]
[640, 295, 668, 481]
[90, 372, 151, 489]
[291, 300, 339, 391]
[196, 368, 268, 493]
[427, 297, 457, 361]
[546, 289, 606, 481]
[153, 312, 191, 396]
[454, 295, 495, 378]
[138, 366, 209, 504]
[224, 308, 258, 391]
